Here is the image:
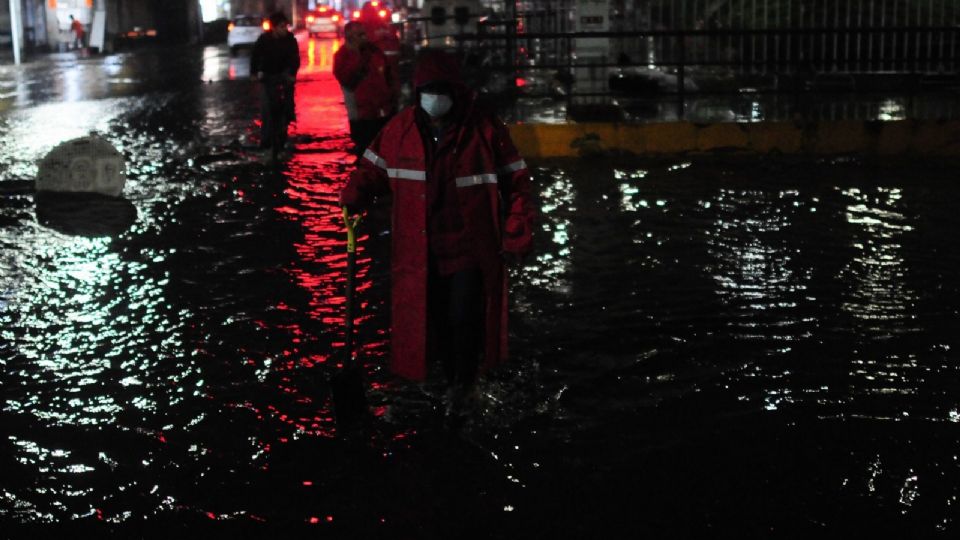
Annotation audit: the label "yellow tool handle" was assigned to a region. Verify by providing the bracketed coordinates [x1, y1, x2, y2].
[342, 206, 361, 254]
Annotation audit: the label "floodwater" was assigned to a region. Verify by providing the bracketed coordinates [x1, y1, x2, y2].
[3, 36, 960, 538]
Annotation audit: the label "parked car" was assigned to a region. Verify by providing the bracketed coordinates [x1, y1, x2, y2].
[306, 6, 343, 37]
[227, 15, 266, 55]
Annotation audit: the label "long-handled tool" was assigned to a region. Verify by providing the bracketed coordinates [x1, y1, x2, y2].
[331, 206, 368, 430]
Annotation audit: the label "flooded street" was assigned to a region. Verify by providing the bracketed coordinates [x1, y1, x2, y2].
[3, 36, 960, 537]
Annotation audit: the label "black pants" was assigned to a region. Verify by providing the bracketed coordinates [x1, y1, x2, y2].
[428, 265, 484, 388]
[260, 81, 295, 149]
[349, 117, 390, 157]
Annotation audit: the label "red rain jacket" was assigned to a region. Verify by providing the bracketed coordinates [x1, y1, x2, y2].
[71, 19, 85, 39]
[359, 3, 401, 60]
[333, 43, 396, 120]
[340, 52, 534, 381]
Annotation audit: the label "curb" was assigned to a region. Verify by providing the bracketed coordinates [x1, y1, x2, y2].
[508, 120, 960, 158]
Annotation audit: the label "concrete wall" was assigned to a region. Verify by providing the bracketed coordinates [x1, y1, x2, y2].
[509, 120, 960, 158]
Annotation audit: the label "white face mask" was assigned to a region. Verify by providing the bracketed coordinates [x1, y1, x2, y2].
[420, 93, 453, 118]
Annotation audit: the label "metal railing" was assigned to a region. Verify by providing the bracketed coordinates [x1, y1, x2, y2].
[397, 5, 960, 122]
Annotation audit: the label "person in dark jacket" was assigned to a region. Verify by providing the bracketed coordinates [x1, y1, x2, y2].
[251, 12, 300, 153]
[333, 21, 398, 156]
[340, 49, 535, 424]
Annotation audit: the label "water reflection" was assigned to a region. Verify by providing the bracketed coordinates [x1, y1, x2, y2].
[201, 46, 224, 82]
[615, 167, 647, 213]
[4, 41, 960, 536]
[707, 187, 800, 323]
[303, 37, 341, 73]
[840, 186, 916, 328]
[526, 167, 574, 294]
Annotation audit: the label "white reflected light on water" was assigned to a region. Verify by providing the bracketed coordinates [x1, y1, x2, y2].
[2, 227, 189, 426]
[840, 186, 916, 327]
[707, 188, 803, 324]
[527, 168, 574, 294]
[615, 167, 648, 213]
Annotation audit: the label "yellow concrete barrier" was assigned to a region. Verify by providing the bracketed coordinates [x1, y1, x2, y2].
[509, 120, 960, 158]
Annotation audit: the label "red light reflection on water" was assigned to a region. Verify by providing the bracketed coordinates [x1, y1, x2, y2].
[304, 37, 341, 72]
[240, 36, 391, 440]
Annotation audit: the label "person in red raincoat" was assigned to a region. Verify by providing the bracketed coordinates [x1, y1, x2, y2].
[340, 49, 534, 420]
[358, 2, 401, 89]
[333, 21, 398, 156]
[69, 15, 85, 50]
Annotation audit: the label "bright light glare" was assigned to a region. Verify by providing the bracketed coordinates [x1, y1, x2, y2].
[200, 0, 219, 23]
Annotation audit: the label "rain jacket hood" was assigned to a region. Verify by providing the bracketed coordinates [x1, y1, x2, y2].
[413, 49, 464, 89]
[412, 49, 472, 124]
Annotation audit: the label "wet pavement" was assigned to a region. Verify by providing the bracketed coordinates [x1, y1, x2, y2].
[3, 36, 960, 538]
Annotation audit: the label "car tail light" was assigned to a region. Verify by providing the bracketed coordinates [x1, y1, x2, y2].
[262, 20, 271, 31]
[319, 6, 328, 12]
[378, 9, 387, 18]
[351, 10, 359, 19]
[227, 22, 234, 32]
[371, 1, 379, 6]
[306, 15, 314, 22]
[332, 14, 340, 22]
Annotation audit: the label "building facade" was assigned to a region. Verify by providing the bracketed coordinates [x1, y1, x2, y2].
[3, 0, 202, 55]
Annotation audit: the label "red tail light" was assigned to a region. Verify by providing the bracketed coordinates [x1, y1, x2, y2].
[332, 14, 340, 22]
[352, 10, 360, 19]
[306, 15, 315, 23]
[227, 22, 234, 32]
[319, 6, 328, 12]
[378, 9, 387, 18]
[262, 20, 271, 31]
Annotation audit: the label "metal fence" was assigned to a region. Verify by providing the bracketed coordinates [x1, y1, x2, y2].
[413, 0, 960, 72]
[627, 0, 960, 75]
[401, 1, 960, 121]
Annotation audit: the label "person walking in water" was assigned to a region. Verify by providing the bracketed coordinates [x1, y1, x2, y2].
[69, 15, 85, 50]
[251, 12, 300, 156]
[340, 49, 535, 424]
[333, 21, 398, 157]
